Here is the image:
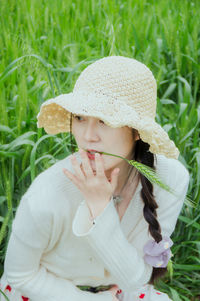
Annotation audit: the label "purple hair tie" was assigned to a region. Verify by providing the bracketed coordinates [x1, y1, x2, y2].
[143, 236, 173, 268]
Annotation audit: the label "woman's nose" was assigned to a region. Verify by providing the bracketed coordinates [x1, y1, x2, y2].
[84, 124, 99, 141]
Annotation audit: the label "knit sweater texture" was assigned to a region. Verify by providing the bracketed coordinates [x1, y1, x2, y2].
[1, 152, 189, 301]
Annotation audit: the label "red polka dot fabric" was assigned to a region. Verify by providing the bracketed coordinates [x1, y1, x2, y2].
[116, 283, 172, 300]
[0, 274, 29, 301]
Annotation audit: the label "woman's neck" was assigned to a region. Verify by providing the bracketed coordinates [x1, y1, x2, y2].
[113, 164, 138, 197]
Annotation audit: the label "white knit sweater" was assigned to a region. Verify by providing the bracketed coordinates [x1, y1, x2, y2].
[2, 152, 189, 301]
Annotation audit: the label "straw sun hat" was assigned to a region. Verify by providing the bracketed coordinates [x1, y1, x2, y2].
[37, 56, 179, 159]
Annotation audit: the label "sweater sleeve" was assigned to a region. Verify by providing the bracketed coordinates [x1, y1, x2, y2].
[4, 196, 112, 301]
[72, 159, 190, 293]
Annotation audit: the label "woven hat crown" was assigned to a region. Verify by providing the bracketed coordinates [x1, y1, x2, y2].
[73, 56, 157, 119]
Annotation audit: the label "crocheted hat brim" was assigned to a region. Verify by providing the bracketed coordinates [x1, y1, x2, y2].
[37, 91, 179, 160]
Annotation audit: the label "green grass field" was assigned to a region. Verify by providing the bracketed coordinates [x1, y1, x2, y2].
[0, 0, 200, 300]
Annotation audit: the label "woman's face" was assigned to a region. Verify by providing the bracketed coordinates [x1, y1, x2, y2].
[71, 114, 139, 179]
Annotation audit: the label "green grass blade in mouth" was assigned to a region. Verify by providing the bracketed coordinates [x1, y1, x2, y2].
[83, 149, 175, 195]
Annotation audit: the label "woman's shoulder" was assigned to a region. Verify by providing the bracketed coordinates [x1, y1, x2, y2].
[23, 152, 81, 210]
[155, 154, 189, 179]
[26, 154, 71, 189]
[154, 154, 190, 193]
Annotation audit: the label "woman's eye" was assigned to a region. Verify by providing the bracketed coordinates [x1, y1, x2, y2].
[74, 115, 83, 121]
[73, 115, 105, 124]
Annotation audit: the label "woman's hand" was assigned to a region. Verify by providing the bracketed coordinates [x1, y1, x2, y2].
[63, 149, 120, 217]
[98, 285, 119, 300]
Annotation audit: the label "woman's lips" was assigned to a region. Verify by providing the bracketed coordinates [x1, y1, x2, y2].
[87, 152, 95, 160]
[86, 152, 102, 160]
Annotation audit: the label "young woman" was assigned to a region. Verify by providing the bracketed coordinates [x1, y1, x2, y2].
[0, 56, 189, 301]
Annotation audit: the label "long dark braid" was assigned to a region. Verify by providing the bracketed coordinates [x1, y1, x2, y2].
[70, 112, 74, 153]
[134, 133, 167, 284]
[69, 113, 167, 284]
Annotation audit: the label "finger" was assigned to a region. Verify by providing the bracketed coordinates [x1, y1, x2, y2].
[70, 155, 85, 181]
[108, 285, 119, 295]
[111, 284, 119, 289]
[113, 286, 120, 295]
[79, 149, 94, 178]
[95, 153, 106, 178]
[62, 168, 81, 188]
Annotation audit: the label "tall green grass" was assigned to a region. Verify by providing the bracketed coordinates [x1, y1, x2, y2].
[0, 0, 200, 300]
